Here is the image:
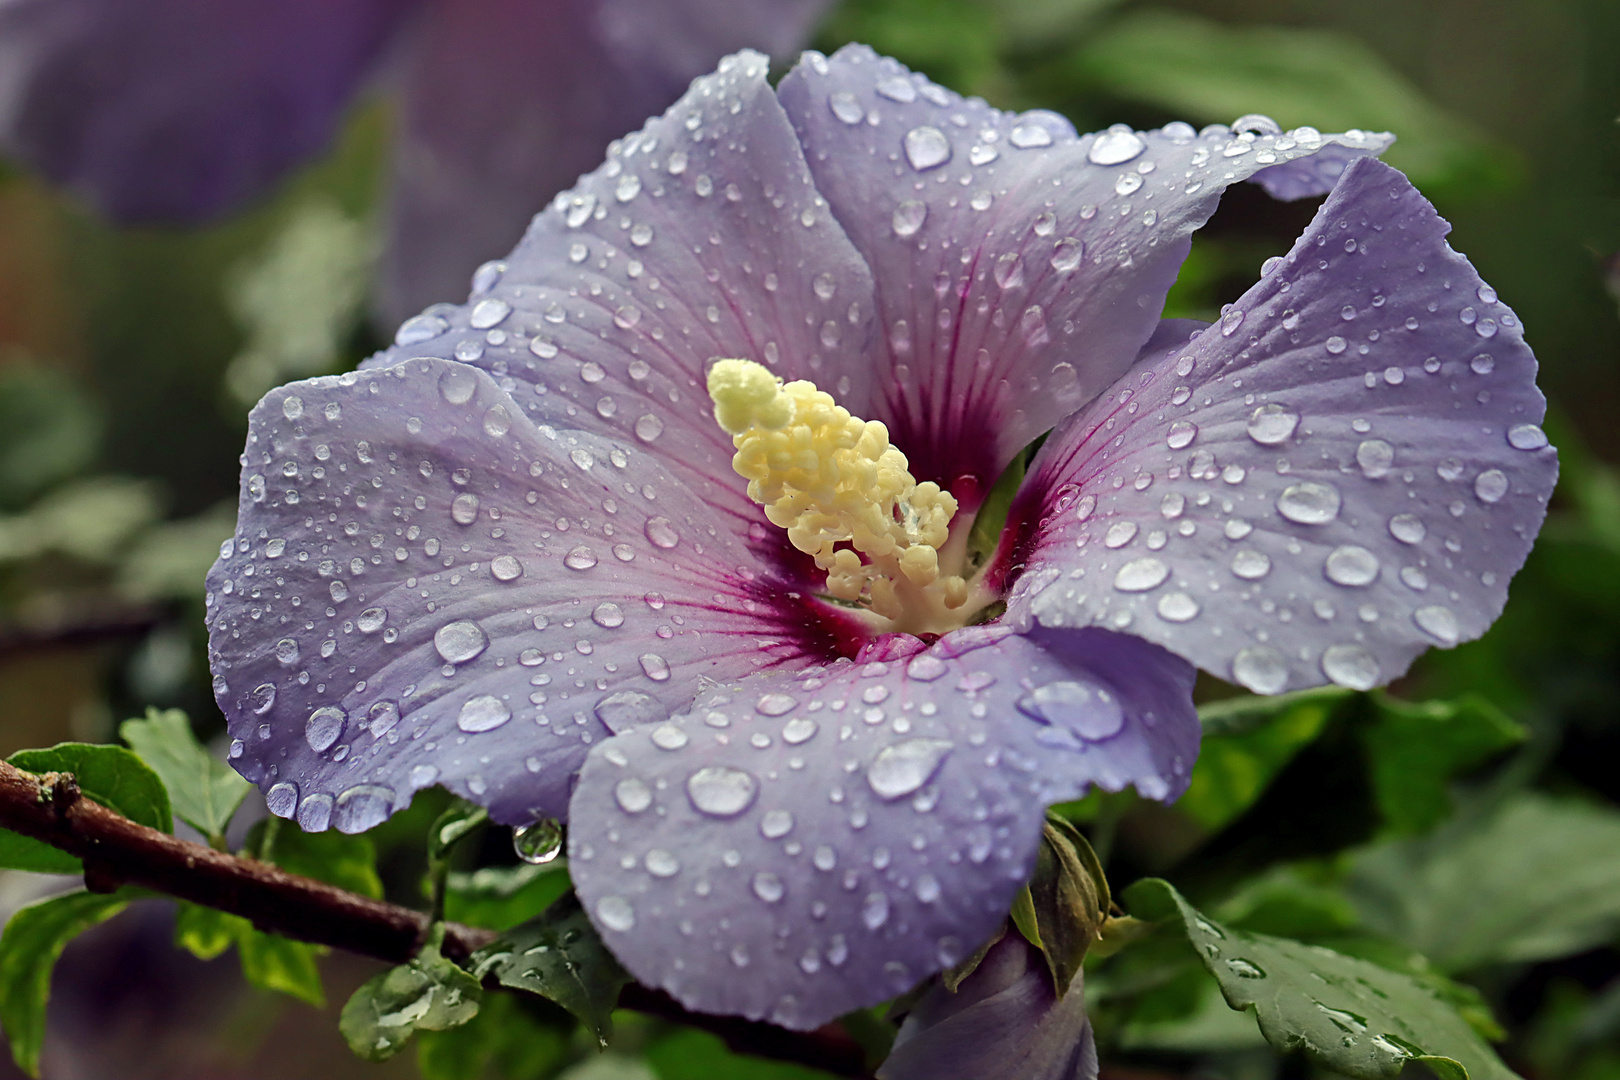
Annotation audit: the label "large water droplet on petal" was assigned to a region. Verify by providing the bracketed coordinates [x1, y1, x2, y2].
[1324, 545, 1380, 587]
[333, 784, 394, 834]
[686, 766, 758, 817]
[513, 819, 563, 863]
[867, 738, 953, 800]
[904, 126, 952, 171]
[1232, 646, 1288, 694]
[1114, 557, 1169, 592]
[306, 706, 345, 752]
[435, 621, 488, 664]
[1246, 404, 1299, 445]
[1277, 481, 1341, 525]
[1016, 681, 1124, 740]
[1414, 605, 1461, 645]
[458, 695, 511, 733]
[596, 895, 635, 932]
[1321, 644, 1380, 690]
[892, 200, 927, 238]
[1088, 129, 1145, 165]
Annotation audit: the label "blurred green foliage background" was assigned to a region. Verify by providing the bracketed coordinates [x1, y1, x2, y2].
[0, 0, 1617, 1077]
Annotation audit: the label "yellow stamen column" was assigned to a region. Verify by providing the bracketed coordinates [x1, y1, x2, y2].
[708, 359, 975, 634]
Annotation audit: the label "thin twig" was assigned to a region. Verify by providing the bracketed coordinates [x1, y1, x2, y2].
[0, 759, 871, 1078]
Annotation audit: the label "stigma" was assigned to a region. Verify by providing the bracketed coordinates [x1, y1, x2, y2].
[708, 359, 989, 635]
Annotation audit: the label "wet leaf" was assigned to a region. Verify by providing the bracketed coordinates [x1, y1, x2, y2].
[1126, 878, 1521, 1080]
[341, 924, 481, 1061]
[0, 888, 134, 1077]
[119, 707, 251, 841]
[239, 928, 325, 1007]
[445, 862, 573, 933]
[471, 891, 631, 1047]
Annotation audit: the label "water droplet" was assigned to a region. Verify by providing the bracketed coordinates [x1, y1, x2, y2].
[483, 405, 511, 438]
[1474, 469, 1509, 503]
[1016, 681, 1123, 739]
[1389, 514, 1426, 544]
[282, 396, 304, 420]
[1324, 545, 1379, 586]
[904, 126, 952, 171]
[395, 314, 448, 346]
[439, 367, 478, 405]
[828, 92, 864, 125]
[1088, 129, 1145, 165]
[451, 493, 480, 525]
[1104, 521, 1138, 549]
[267, 782, 298, 818]
[306, 706, 345, 752]
[753, 872, 786, 903]
[1246, 404, 1299, 445]
[686, 766, 758, 817]
[596, 895, 635, 932]
[486, 554, 522, 582]
[639, 654, 671, 681]
[1277, 481, 1341, 525]
[329, 580, 349, 603]
[1356, 440, 1394, 479]
[1231, 549, 1271, 580]
[434, 620, 488, 664]
[1507, 423, 1548, 450]
[1325, 336, 1347, 355]
[368, 701, 400, 737]
[564, 546, 598, 570]
[754, 693, 796, 717]
[993, 253, 1024, 289]
[1167, 421, 1197, 449]
[355, 607, 386, 634]
[1232, 646, 1288, 694]
[614, 778, 652, 814]
[1414, 605, 1460, 645]
[782, 717, 819, 745]
[297, 794, 333, 833]
[1158, 592, 1201, 622]
[1221, 308, 1246, 336]
[644, 849, 680, 877]
[250, 683, 276, 715]
[469, 298, 511, 330]
[892, 200, 927, 238]
[1321, 644, 1379, 690]
[644, 517, 679, 549]
[1050, 237, 1083, 272]
[275, 638, 300, 665]
[333, 784, 393, 834]
[458, 694, 511, 733]
[1009, 123, 1053, 148]
[514, 819, 564, 863]
[876, 76, 917, 103]
[1225, 958, 1266, 979]
[1114, 557, 1170, 592]
[867, 738, 953, 800]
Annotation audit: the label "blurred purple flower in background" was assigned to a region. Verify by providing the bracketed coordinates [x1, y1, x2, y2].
[0, 0, 831, 320]
[202, 44, 1555, 1033]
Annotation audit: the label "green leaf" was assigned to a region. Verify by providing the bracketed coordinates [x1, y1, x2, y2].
[245, 818, 382, 899]
[173, 901, 247, 961]
[1360, 695, 1524, 835]
[445, 861, 573, 932]
[1026, 818, 1108, 995]
[1179, 689, 1345, 831]
[471, 891, 632, 1047]
[416, 992, 569, 1080]
[239, 928, 325, 1007]
[340, 924, 481, 1062]
[119, 708, 251, 841]
[1, 743, 175, 874]
[1069, 9, 1507, 195]
[1125, 878, 1522, 1080]
[1348, 792, 1620, 972]
[0, 889, 133, 1076]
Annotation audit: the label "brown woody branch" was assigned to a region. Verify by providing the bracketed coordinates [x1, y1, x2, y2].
[0, 759, 871, 1078]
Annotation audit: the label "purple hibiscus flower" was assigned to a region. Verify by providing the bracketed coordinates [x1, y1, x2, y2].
[0, 0, 830, 319]
[203, 45, 1556, 1032]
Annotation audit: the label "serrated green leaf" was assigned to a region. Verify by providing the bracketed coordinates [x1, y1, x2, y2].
[1125, 878, 1522, 1080]
[445, 861, 573, 932]
[1361, 695, 1524, 836]
[341, 924, 482, 1062]
[1348, 792, 1620, 972]
[1, 743, 174, 874]
[471, 892, 631, 1047]
[0, 889, 134, 1076]
[119, 708, 251, 841]
[239, 928, 325, 1007]
[1069, 9, 1506, 194]
[246, 817, 382, 899]
[416, 992, 569, 1080]
[1179, 690, 1344, 831]
[173, 901, 248, 961]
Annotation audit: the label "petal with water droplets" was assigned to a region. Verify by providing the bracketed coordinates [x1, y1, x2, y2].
[567, 624, 1195, 1029]
[1008, 158, 1556, 694]
[206, 358, 864, 827]
[775, 44, 1391, 498]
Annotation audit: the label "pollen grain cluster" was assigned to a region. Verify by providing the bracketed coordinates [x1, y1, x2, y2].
[707, 359, 971, 631]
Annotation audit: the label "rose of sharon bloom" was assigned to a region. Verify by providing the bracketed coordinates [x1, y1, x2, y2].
[877, 934, 1097, 1080]
[0, 0, 830, 319]
[204, 46, 1556, 1030]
